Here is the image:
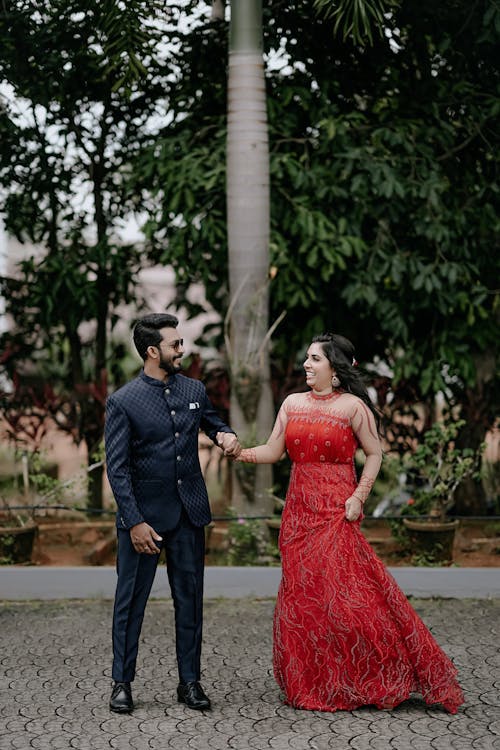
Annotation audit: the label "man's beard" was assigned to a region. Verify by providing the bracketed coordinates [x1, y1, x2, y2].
[159, 353, 182, 375]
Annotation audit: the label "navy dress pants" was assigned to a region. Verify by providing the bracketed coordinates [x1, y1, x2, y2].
[112, 509, 205, 683]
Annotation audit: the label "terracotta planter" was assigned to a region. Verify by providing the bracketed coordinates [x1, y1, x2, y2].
[0, 522, 38, 564]
[402, 518, 459, 564]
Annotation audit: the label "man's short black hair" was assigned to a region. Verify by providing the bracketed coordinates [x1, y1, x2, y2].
[133, 313, 179, 361]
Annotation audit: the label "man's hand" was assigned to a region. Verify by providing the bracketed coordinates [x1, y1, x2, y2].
[345, 496, 363, 522]
[216, 432, 242, 459]
[130, 522, 162, 554]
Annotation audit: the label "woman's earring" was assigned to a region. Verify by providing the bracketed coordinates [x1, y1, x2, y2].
[332, 375, 340, 388]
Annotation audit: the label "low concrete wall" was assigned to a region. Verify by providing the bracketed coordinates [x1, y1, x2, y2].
[1, 566, 499, 600]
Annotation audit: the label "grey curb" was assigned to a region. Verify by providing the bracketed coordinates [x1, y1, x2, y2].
[1, 565, 499, 600]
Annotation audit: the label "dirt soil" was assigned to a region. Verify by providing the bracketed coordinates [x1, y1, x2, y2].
[29, 517, 500, 567]
[361, 519, 500, 567]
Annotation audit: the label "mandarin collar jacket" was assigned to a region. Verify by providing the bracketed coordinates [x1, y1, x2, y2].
[105, 370, 235, 531]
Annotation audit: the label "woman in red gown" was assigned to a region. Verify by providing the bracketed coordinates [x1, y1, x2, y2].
[237, 333, 464, 714]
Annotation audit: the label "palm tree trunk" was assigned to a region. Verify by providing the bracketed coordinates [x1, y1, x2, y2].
[227, 0, 274, 516]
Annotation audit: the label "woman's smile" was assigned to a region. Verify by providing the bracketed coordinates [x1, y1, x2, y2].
[303, 343, 334, 393]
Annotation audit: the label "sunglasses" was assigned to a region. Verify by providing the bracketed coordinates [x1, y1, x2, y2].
[165, 338, 184, 351]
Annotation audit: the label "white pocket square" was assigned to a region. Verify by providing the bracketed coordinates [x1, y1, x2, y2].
[189, 402, 200, 409]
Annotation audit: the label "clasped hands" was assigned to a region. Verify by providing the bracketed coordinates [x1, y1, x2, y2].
[216, 432, 242, 459]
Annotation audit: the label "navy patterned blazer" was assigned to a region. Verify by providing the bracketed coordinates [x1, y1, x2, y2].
[105, 370, 235, 531]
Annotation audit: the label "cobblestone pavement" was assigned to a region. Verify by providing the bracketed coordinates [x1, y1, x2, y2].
[0, 598, 499, 750]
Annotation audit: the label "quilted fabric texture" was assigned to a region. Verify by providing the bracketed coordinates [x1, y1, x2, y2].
[105, 371, 235, 530]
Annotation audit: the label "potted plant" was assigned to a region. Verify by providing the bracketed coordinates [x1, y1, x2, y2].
[401, 419, 481, 564]
[0, 449, 65, 565]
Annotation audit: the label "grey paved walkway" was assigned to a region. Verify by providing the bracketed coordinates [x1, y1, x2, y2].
[0, 597, 499, 749]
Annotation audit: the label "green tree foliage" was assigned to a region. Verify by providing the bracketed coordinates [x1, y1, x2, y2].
[134, 4, 229, 314]
[1, 1, 498, 515]
[139, 5, 498, 414]
[0, 0, 176, 508]
[136, 0, 498, 512]
[266, 1, 498, 515]
[314, 0, 399, 45]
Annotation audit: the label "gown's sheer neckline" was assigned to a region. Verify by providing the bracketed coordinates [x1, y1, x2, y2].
[309, 390, 343, 401]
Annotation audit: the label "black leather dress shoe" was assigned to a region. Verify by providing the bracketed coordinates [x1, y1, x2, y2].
[177, 681, 211, 710]
[109, 681, 134, 713]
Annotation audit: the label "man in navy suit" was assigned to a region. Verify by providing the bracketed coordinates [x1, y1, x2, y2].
[105, 313, 240, 713]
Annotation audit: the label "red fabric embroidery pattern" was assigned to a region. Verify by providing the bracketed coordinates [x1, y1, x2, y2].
[273, 403, 464, 714]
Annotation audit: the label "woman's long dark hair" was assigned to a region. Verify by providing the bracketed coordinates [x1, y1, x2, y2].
[312, 333, 381, 430]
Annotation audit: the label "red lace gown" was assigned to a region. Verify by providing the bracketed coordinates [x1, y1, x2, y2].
[273, 394, 464, 714]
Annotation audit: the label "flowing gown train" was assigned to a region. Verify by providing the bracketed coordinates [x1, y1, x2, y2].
[273, 391, 464, 714]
